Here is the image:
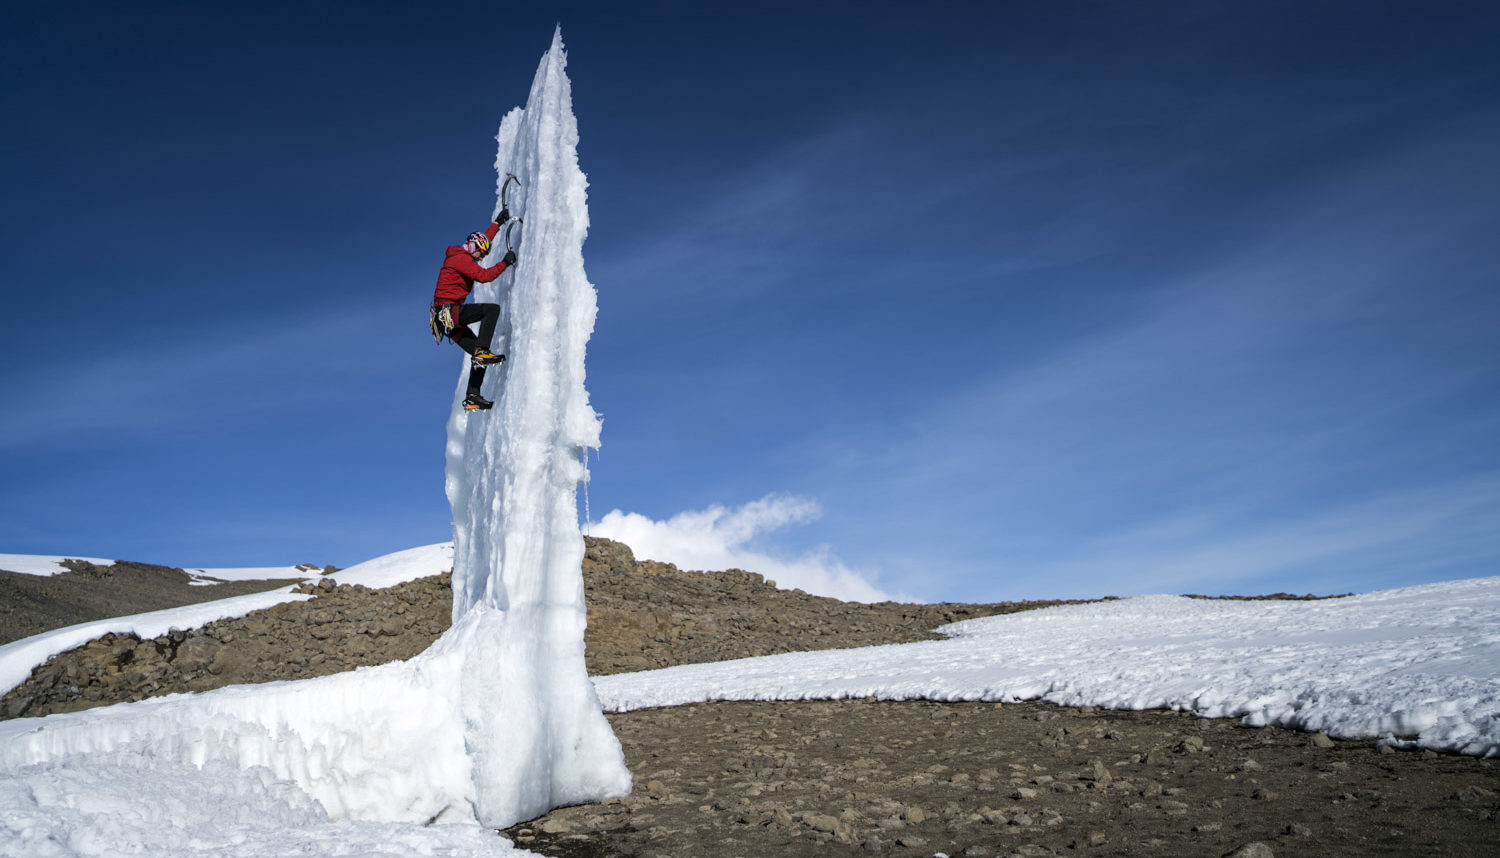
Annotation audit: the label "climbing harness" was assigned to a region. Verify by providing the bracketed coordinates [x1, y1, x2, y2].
[430, 303, 458, 344]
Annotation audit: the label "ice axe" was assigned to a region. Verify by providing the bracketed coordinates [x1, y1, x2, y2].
[499, 173, 524, 256]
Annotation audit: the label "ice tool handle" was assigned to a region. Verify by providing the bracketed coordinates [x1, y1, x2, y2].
[499, 173, 524, 254]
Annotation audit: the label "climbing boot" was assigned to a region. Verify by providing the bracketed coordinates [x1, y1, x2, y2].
[471, 349, 505, 366]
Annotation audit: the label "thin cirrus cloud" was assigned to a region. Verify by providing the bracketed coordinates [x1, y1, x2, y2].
[779, 114, 1500, 601]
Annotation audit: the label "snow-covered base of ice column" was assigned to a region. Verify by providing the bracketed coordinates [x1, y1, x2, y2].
[0, 653, 476, 823]
[0, 28, 627, 846]
[439, 26, 631, 827]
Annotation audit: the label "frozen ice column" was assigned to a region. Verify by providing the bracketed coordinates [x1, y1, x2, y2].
[437, 27, 633, 828]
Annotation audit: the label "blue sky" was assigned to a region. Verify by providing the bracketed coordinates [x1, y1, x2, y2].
[3, 1, 1498, 601]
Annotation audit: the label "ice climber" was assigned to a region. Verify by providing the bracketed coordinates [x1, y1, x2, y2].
[430, 209, 518, 411]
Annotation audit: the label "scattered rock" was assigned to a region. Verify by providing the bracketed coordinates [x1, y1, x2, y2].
[805, 813, 841, 832]
[1450, 786, 1496, 802]
[1089, 758, 1112, 784]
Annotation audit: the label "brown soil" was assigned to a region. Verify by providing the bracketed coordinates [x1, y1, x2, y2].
[0, 559, 307, 645]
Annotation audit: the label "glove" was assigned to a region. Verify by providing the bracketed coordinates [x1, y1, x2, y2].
[502, 250, 517, 267]
[494, 208, 510, 225]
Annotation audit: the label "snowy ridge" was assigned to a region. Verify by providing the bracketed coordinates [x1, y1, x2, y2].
[595, 576, 1500, 757]
[0, 554, 115, 577]
[0, 543, 455, 699]
[0, 552, 326, 582]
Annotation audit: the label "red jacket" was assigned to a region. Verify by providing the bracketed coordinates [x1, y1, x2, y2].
[432, 222, 508, 306]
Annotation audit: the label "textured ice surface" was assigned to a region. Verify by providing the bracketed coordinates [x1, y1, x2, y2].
[596, 575, 1500, 757]
[0, 750, 534, 858]
[439, 26, 630, 826]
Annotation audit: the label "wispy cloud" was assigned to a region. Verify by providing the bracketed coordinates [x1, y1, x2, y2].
[589, 494, 900, 603]
[801, 113, 1500, 599]
[0, 296, 425, 449]
[1005, 472, 1500, 598]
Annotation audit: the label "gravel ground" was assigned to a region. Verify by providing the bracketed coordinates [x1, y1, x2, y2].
[511, 700, 1498, 858]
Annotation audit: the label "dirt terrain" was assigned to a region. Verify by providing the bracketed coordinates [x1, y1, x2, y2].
[2, 540, 1495, 857]
[0, 559, 306, 645]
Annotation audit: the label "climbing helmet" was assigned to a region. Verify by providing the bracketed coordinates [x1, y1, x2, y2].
[466, 231, 492, 255]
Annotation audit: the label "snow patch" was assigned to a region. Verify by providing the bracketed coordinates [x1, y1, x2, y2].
[595, 576, 1500, 757]
[0, 554, 115, 577]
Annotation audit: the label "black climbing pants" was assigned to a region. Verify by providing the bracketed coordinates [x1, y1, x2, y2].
[446, 303, 500, 357]
[440, 303, 500, 394]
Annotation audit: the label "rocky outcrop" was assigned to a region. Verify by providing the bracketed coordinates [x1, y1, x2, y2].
[579, 538, 1094, 674]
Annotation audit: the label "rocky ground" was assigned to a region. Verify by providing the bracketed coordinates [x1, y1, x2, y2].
[2, 540, 1496, 857]
[516, 701, 1498, 858]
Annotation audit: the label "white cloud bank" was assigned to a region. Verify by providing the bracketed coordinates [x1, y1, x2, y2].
[590, 495, 897, 603]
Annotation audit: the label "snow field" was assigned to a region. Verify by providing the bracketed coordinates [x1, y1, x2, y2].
[595, 575, 1500, 757]
[0, 647, 475, 822]
[0, 752, 532, 858]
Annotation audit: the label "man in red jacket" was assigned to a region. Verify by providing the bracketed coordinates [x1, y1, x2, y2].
[431, 210, 518, 411]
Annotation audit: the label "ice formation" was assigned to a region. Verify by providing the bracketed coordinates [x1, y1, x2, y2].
[0, 29, 628, 839]
[436, 23, 631, 824]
